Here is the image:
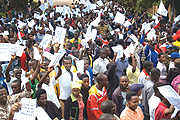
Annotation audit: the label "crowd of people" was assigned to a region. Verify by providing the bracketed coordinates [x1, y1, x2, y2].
[0, 0, 180, 120]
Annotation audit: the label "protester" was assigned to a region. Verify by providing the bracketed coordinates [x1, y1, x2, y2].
[0, 0, 180, 119]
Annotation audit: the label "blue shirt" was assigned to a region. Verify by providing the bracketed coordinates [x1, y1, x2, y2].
[0, 74, 9, 94]
[115, 58, 129, 79]
[145, 45, 158, 67]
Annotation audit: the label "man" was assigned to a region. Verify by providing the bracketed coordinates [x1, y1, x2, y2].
[126, 54, 140, 85]
[115, 54, 129, 80]
[98, 19, 109, 35]
[5, 54, 24, 95]
[93, 48, 109, 76]
[142, 68, 160, 120]
[138, 61, 153, 84]
[58, 56, 79, 118]
[0, 79, 32, 119]
[148, 82, 164, 120]
[86, 73, 108, 120]
[112, 76, 129, 116]
[120, 91, 144, 120]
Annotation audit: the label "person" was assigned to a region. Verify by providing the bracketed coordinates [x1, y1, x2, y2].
[156, 53, 167, 84]
[65, 80, 84, 120]
[79, 74, 90, 120]
[138, 61, 153, 84]
[148, 82, 164, 120]
[112, 76, 129, 116]
[58, 56, 79, 119]
[99, 113, 116, 120]
[37, 65, 61, 109]
[35, 89, 62, 120]
[142, 68, 160, 120]
[86, 73, 108, 120]
[145, 40, 158, 67]
[167, 58, 180, 85]
[155, 91, 175, 120]
[129, 83, 145, 113]
[101, 100, 120, 120]
[115, 54, 129, 79]
[0, 78, 32, 120]
[126, 54, 140, 85]
[120, 91, 144, 120]
[93, 48, 109, 77]
[104, 63, 119, 100]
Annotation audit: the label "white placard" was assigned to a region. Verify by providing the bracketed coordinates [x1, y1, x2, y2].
[48, 53, 65, 67]
[56, 7, 63, 13]
[81, 39, 89, 48]
[157, 0, 168, 17]
[50, 12, 54, 18]
[129, 34, 138, 43]
[35, 107, 51, 120]
[40, 34, 52, 48]
[174, 14, 180, 22]
[147, 28, 156, 40]
[10, 44, 25, 57]
[0, 43, 11, 61]
[158, 85, 180, 109]
[34, 47, 41, 60]
[97, 0, 103, 6]
[114, 12, 125, 24]
[49, 0, 53, 6]
[89, 4, 97, 10]
[124, 43, 137, 58]
[123, 20, 132, 27]
[34, 13, 40, 19]
[44, 2, 48, 10]
[112, 45, 124, 59]
[13, 98, 36, 120]
[28, 20, 35, 28]
[92, 29, 97, 41]
[39, 4, 45, 12]
[76, 60, 84, 73]
[54, 27, 66, 44]
[43, 52, 54, 60]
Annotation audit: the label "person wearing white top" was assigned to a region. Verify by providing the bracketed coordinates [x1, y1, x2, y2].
[148, 82, 163, 120]
[93, 48, 109, 75]
[37, 66, 61, 109]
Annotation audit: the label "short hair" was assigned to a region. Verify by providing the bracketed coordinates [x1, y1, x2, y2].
[106, 63, 116, 70]
[126, 91, 137, 101]
[29, 59, 36, 63]
[96, 73, 107, 83]
[174, 58, 180, 68]
[143, 61, 153, 69]
[35, 89, 46, 100]
[99, 48, 106, 54]
[11, 79, 21, 87]
[99, 113, 115, 120]
[103, 45, 110, 49]
[0, 85, 5, 90]
[101, 100, 114, 114]
[128, 56, 136, 64]
[13, 66, 21, 71]
[153, 82, 164, 93]
[43, 58, 50, 63]
[63, 56, 72, 62]
[158, 53, 164, 58]
[39, 71, 46, 79]
[79, 74, 89, 80]
[151, 68, 160, 76]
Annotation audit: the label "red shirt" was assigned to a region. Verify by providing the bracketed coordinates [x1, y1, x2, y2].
[155, 102, 171, 120]
[19, 52, 27, 72]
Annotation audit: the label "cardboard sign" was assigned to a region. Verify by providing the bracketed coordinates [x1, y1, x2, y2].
[0, 43, 11, 61]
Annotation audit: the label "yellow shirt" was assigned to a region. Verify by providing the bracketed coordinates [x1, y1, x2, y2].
[70, 38, 81, 44]
[173, 41, 180, 47]
[126, 65, 140, 85]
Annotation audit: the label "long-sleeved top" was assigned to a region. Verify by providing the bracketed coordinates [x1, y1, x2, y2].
[167, 68, 180, 85]
[142, 79, 154, 118]
[86, 84, 108, 120]
[115, 58, 129, 79]
[145, 45, 158, 67]
[112, 86, 123, 117]
[104, 64, 119, 100]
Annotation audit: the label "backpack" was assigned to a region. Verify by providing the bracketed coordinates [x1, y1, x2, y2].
[171, 75, 180, 93]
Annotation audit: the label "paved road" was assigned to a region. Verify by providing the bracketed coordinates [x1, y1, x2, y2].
[39, 0, 73, 6]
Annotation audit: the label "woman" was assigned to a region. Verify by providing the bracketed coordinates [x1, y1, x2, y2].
[64, 80, 84, 120]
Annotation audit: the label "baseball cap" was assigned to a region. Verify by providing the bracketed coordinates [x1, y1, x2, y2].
[171, 52, 180, 58]
[130, 84, 144, 93]
[166, 44, 173, 49]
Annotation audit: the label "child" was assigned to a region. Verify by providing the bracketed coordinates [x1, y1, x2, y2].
[64, 80, 84, 120]
[37, 65, 61, 109]
[101, 100, 120, 120]
[156, 53, 167, 84]
[79, 74, 90, 120]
